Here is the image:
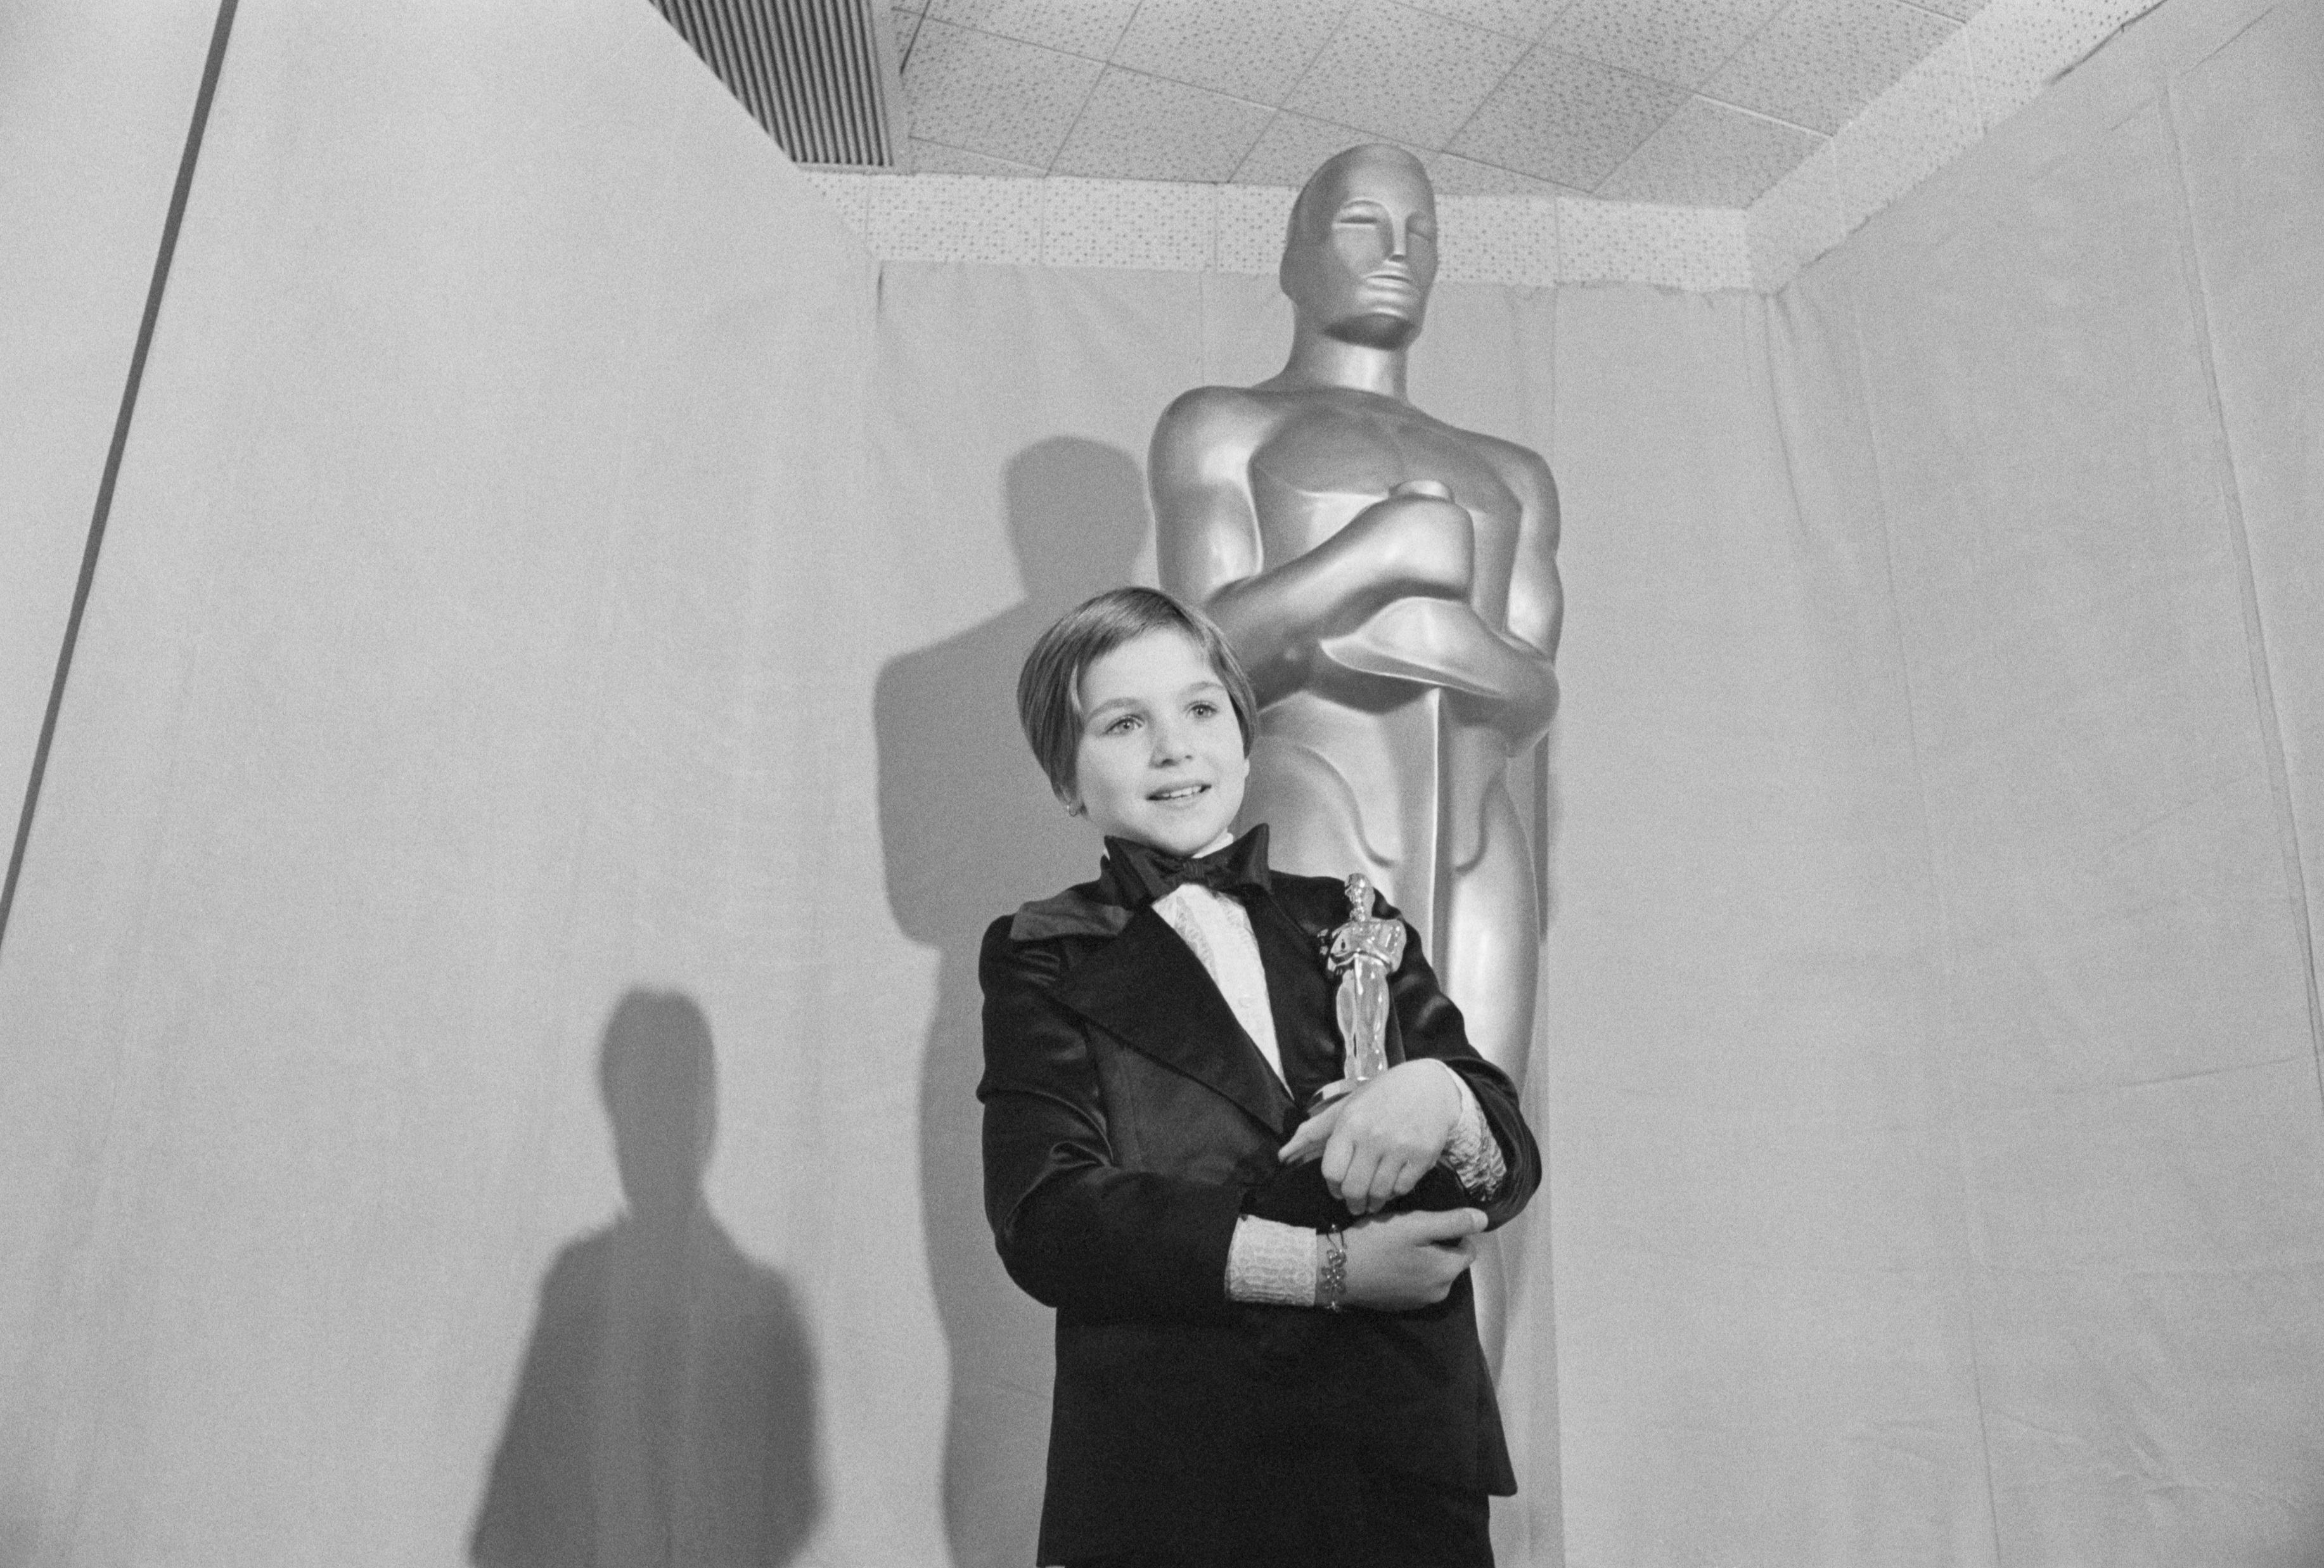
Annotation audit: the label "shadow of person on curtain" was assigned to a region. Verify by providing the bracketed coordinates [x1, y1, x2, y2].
[470, 989, 821, 1568]
[875, 437, 1149, 1568]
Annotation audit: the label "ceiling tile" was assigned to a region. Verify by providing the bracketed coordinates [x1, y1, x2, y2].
[893, 6, 925, 58]
[1217, 183, 1300, 273]
[1745, 138, 1843, 288]
[1597, 96, 1821, 206]
[1959, 0, 2124, 129]
[1053, 70, 1278, 181]
[925, 0, 1139, 59]
[866, 172, 1044, 263]
[1915, 0, 1989, 20]
[1540, 0, 1786, 88]
[1449, 46, 1688, 189]
[1702, 0, 1956, 135]
[1436, 194, 1558, 284]
[1831, 27, 1979, 226]
[1233, 110, 1392, 186]
[908, 138, 1044, 176]
[1283, 0, 1530, 150]
[1558, 196, 1749, 287]
[902, 19, 1103, 167]
[803, 171, 873, 233]
[1399, 0, 1567, 40]
[1043, 178, 1220, 268]
[1423, 149, 1581, 197]
[1236, 123, 1568, 199]
[1111, 0, 1351, 106]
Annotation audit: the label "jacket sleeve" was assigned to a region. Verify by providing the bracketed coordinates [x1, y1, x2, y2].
[1379, 904, 1543, 1233]
[977, 917, 1249, 1321]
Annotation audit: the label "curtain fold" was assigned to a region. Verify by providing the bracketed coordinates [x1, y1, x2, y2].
[1, 0, 2318, 1564]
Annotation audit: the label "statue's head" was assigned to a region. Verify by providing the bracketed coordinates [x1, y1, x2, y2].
[1280, 145, 1437, 350]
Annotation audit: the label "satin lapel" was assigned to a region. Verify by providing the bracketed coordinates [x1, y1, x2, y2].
[1248, 890, 1345, 1083]
[1052, 904, 1297, 1134]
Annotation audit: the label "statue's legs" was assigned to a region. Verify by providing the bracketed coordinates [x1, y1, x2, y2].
[1248, 704, 1538, 1367]
[1434, 770, 1539, 1082]
[1435, 729, 1543, 1371]
[1241, 733, 1383, 890]
[1249, 702, 1539, 1081]
[1245, 695, 1438, 934]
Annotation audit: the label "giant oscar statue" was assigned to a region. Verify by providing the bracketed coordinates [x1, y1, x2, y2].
[1151, 144, 1561, 1352]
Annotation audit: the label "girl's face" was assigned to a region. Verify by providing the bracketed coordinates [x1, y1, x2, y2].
[1069, 628, 1249, 858]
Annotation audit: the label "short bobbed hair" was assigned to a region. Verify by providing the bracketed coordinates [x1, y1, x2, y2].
[1017, 587, 1259, 806]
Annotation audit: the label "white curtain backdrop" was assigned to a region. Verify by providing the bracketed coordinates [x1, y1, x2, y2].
[1, 0, 2316, 1564]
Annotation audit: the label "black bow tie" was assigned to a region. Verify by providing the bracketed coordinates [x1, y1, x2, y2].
[1104, 825, 1273, 906]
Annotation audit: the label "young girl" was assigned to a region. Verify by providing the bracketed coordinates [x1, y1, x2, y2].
[980, 587, 1539, 1567]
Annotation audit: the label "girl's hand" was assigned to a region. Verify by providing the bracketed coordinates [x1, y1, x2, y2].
[1277, 1060, 1465, 1215]
[1340, 1207, 1486, 1310]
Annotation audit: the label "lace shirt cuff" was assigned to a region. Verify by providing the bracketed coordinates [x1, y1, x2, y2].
[1224, 1214, 1317, 1307]
[1431, 1060, 1509, 1200]
[1225, 1066, 1505, 1308]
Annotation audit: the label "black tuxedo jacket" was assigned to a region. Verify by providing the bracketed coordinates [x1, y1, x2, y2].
[977, 850, 1541, 1562]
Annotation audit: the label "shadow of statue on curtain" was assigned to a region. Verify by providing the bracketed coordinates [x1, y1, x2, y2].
[875, 437, 1150, 1568]
[469, 989, 821, 1567]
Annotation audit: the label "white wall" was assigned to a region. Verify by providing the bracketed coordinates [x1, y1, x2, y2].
[0, 0, 221, 873]
[0, 3, 940, 1563]
[1765, 1, 2324, 1557]
[4, 0, 2317, 1564]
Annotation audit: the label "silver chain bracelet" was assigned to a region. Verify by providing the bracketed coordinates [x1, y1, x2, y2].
[1318, 1227, 1348, 1311]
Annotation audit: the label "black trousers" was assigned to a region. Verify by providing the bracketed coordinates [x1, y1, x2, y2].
[1058, 1461, 1493, 1568]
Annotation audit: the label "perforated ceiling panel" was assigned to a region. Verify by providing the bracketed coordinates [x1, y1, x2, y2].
[657, 0, 2171, 290]
[885, 0, 1993, 206]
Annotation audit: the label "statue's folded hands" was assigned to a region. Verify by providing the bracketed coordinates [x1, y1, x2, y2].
[1322, 596, 1558, 746]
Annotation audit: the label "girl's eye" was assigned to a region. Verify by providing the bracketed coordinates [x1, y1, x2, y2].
[1105, 714, 1141, 735]
[1188, 702, 1218, 719]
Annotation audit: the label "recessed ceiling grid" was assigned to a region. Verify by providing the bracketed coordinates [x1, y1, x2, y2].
[889, 0, 1982, 208]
